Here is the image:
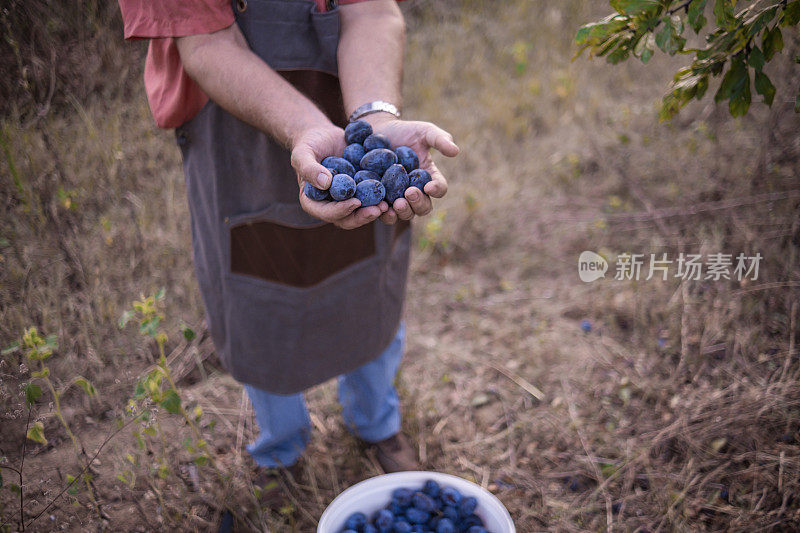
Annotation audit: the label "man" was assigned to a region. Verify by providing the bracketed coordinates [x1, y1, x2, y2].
[118, 0, 458, 495]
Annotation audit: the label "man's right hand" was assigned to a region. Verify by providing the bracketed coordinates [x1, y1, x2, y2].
[292, 125, 389, 230]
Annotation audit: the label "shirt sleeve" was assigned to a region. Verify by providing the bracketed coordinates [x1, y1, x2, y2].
[118, 0, 235, 40]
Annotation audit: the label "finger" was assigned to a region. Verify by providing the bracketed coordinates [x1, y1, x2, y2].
[380, 207, 398, 225]
[299, 191, 360, 221]
[422, 160, 448, 199]
[423, 124, 460, 157]
[404, 186, 433, 216]
[291, 143, 332, 189]
[392, 197, 416, 221]
[337, 206, 383, 230]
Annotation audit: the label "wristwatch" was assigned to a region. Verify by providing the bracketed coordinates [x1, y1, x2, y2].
[348, 101, 401, 122]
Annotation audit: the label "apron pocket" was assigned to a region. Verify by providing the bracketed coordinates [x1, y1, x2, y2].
[222, 250, 383, 393]
[229, 211, 376, 288]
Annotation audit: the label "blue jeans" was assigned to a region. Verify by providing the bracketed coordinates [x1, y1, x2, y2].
[245, 324, 405, 468]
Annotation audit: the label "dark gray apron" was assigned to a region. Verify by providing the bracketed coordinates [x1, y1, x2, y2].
[175, 0, 410, 395]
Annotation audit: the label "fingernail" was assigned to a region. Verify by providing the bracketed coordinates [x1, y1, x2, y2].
[317, 172, 330, 188]
[407, 190, 420, 201]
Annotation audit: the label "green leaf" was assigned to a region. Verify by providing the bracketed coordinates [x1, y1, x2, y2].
[795, 86, 800, 113]
[181, 324, 196, 341]
[634, 32, 656, 63]
[714, 0, 736, 29]
[160, 389, 181, 414]
[748, 46, 765, 70]
[1, 341, 20, 356]
[31, 367, 50, 378]
[9, 483, 21, 495]
[193, 455, 208, 467]
[576, 14, 629, 46]
[27, 421, 47, 444]
[715, 56, 745, 102]
[133, 380, 146, 399]
[66, 474, 79, 495]
[154, 288, 166, 301]
[783, 1, 800, 26]
[610, 0, 660, 15]
[763, 26, 784, 61]
[24, 383, 42, 406]
[119, 309, 135, 329]
[655, 16, 686, 55]
[688, 0, 708, 32]
[754, 71, 776, 105]
[729, 70, 752, 117]
[139, 316, 161, 338]
[73, 376, 97, 398]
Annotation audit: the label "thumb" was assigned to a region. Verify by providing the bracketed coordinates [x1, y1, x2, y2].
[291, 143, 332, 189]
[424, 124, 460, 158]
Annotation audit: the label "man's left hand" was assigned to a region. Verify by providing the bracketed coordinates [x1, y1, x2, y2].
[364, 115, 460, 225]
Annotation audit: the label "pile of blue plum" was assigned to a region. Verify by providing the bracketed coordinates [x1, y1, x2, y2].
[304, 120, 432, 207]
[339, 480, 493, 533]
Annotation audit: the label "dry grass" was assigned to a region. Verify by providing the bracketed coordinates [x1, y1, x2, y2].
[1, 0, 799, 531]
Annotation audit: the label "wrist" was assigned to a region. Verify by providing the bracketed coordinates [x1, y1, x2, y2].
[361, 112, 400, 128]
[287, 118, 337, 150]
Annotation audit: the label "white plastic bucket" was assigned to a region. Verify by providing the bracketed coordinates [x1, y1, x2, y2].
[317, 471, 515, 533]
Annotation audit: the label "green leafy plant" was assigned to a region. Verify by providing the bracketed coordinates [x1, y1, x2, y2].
[2, 328, 102, 518]
[576, 0, 800, 118]
[119, 290, 229, 526]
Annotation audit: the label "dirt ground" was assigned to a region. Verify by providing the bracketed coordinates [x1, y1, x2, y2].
[2, 1, 800, 532]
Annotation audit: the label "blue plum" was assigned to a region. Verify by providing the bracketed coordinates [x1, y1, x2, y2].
[467, 527, 488, 533]
[460, 513, 484, 528]
[344, 512, 367, 530]
[392, 521, 412, 533]
[303, 182, 330, 202]
[457, 496, 478, 517]
[442, 505, 459, 522]
[321, 156, 355, 177]
[404, 507, 429, 525]
[395, 146, 419, 172]
[345, 120, 373, 144]
[435, 518, 455, 533]
[392, 487, 414, 507]
[360, 148, 398, 176]
[329, 174, 356, 201]
[354, 169, 380, 184]
[441, 487, 462, 506]
[423, 480, 441, 499]
[374, 509, 394, 531]
[363, 525, 378, 533]
[342, 143, 367, 169]
[354, 179, 386, 207]
[363, 133, 391, 151]
[411, 492, 436, 513]
[381, 164, 410, 203]
[407, 169, 431, 194]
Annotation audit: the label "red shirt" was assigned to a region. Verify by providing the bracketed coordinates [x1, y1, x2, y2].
[119, 0, 381, 128]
